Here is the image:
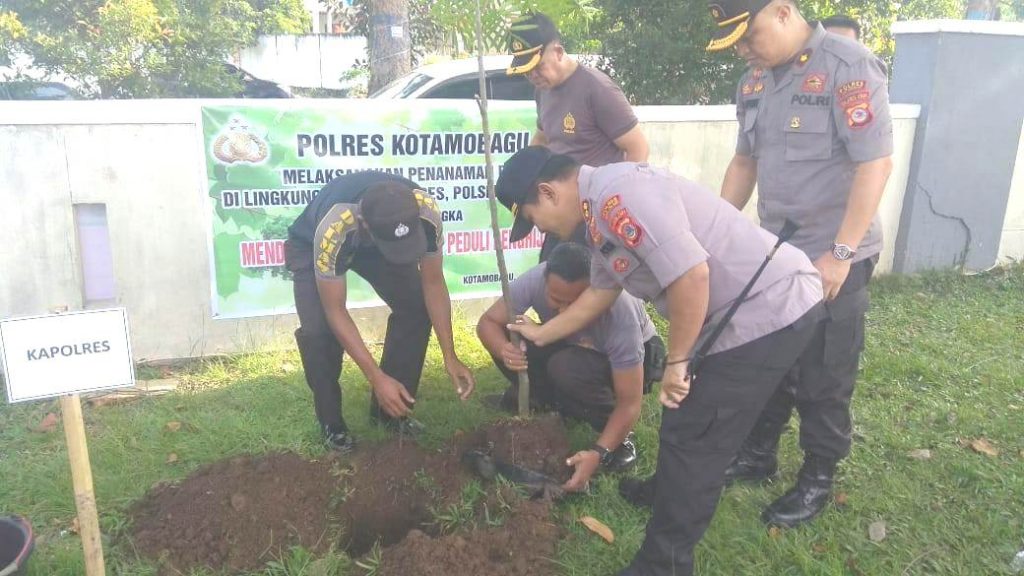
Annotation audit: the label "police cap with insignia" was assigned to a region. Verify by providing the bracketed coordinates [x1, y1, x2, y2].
[506, 12, 560, 75]
[706, 0, 773, 52]
[360, 182, 427, 265]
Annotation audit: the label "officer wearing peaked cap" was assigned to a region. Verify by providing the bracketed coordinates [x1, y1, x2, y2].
[497, 146, 826, 576]
[506, 12, 649, 262]
[709, 0, 894, 529]
[284, 171, 476, 452]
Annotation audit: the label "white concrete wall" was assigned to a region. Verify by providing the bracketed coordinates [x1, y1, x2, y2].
[236, 35, 366, 90]
[998, 119, 1024, 264]
[636, 105, 919, 275]
[0, 100, 919, 361]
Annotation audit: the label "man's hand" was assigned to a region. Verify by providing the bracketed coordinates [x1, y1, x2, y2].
[659, 361, 692, 409]
[563, 449, 601, 492]
[507, 315, 548, 346]
[813, 253, 852, 301]
[500, 340, 528, 372]
[371, 372, 415, 418]
[445, 358, 476, 401]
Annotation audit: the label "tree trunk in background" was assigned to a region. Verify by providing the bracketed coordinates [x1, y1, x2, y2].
[367, 0, 411, 94]
[965, 0, 999, 20]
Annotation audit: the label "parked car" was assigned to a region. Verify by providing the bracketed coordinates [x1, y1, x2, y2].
[0, 80, 80, 100]
[370, 56, 535, 100]
[224, 63, 293, 98]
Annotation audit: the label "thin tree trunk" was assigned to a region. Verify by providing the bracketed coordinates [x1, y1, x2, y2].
[965, 0, 999, 20]
[367, 0, 411, 94]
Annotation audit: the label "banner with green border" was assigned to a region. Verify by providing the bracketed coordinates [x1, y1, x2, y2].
[200, 101, 540, 318]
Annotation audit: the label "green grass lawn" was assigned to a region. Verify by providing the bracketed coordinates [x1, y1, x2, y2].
[2, 266, 1022, 575]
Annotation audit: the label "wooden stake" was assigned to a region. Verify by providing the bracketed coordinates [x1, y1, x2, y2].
[474, 0, 530, 417]
[59, 394, 106, 576]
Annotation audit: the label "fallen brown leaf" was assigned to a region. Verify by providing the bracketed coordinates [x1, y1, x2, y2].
[868, 520, 887, 542]
[812, 543, 828, 554]
[165, 421, 182, 432]
[30, 412, 60, 433]
[166, 453, 179, 464]
[579, 516, 614, 544]
[768, 526, 782, 539]
[834, 492, 848, 506]
[70, 517, 80, 535]
[969, 438, 999, 457]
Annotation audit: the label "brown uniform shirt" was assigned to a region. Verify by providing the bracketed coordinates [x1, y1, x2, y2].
[579, 163, 822, 355]
[536, 65, 638, 167]
[736, 24, 893, 262]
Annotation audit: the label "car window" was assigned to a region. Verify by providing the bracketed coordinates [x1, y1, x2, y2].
[372, 73, 434, 98]
[2, 82, 75, 100]
[420, 75, 481, 99]
[489, 74, 534, 100]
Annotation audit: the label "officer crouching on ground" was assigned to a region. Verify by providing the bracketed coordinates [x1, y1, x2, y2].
[477, 242, 666, 488]
[284, 171, 476, 451]
[499, 146, 824, 576]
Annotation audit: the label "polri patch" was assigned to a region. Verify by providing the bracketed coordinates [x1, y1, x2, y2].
[847, 104, 873, 128]
[614, 257, 631, 273]
[612, 210, 644, 248]
[837, 80, 866, 96]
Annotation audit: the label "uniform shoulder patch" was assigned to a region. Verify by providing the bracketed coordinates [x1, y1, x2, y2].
[414, 189, 443, 247]
[315, 204, 359, 276]
[610, 208, 644, 249]
[600, 195, 621, 220]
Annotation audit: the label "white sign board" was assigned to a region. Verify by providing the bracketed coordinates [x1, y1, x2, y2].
[1, 308, 135, 403]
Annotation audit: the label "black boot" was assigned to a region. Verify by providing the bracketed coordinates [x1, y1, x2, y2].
[618, 475, 656, 508]
[323, 423, 356, 453]
[761, 454, 837, 528]
[723, 415, 788, 485]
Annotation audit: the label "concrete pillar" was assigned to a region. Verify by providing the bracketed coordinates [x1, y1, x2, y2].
[890, 20, 1024, 273]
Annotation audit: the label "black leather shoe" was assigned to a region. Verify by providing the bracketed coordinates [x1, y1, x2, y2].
[723, 416, 788, 485]
[607, 432, 638, 471]
[376, 416, 426, 437]
[323, 424, 356, 453]
[618, 475, 656, 508]
[723, 449, 779, 485]
[761, 454, 837, 528]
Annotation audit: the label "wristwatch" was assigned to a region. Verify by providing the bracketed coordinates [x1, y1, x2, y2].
[590, 443, 615, 467]
[831, 243, 856, 261]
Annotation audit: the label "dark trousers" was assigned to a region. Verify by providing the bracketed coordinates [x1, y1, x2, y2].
[285, 239, 432, 428]
[494, 337, 665, 431]
[746, 258, 875, 460]
[630, 306, 823, 576]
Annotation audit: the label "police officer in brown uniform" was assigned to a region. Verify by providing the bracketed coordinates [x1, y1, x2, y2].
[284, 171, 476, 451]
[708, 0, 894, 527]
[506, 12, 649, 261]
[499, 146, 825, 575]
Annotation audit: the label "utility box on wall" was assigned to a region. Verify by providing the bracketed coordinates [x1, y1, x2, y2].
[890, 20, 1024, 273]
